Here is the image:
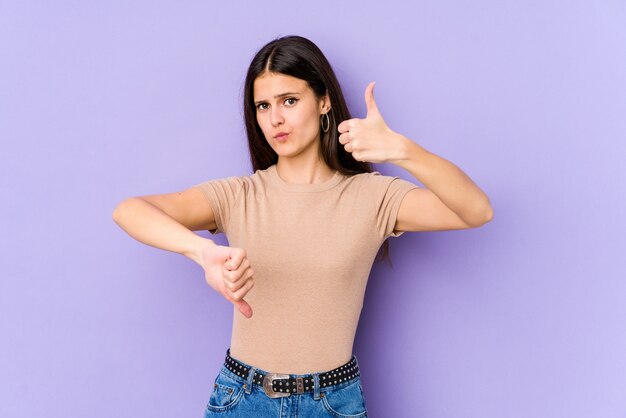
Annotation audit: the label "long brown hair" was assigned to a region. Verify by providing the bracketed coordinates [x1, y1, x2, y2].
[242, 35, 392, 265]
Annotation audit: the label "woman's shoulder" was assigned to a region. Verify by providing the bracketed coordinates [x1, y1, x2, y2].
[343, 170, 418, 195]
[210, 165, 272, 183]
[343, 170, 386, 185]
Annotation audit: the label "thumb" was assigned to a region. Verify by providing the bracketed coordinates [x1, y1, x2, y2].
[365, 81, 380, 118]
[233, 299, 253, 318]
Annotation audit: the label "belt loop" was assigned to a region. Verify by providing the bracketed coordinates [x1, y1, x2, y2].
[313, 372, 320, 400]
[245, 366, 256, 394]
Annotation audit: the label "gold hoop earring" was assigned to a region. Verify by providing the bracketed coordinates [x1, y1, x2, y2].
[321, 112, 330, 133]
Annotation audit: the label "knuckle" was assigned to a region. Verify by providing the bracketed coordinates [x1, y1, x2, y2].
[234, 286, 249, 300]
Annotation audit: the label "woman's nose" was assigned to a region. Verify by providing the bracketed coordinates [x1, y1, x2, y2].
[270, 107, 284, 126]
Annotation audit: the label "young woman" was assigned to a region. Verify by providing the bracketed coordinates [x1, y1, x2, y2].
[113, 35, 493, 417]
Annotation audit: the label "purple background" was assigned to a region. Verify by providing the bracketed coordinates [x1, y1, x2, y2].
[1, 1, 625, 417]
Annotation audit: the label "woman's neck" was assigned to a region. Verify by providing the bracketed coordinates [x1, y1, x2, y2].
[275, 158, 335, 185]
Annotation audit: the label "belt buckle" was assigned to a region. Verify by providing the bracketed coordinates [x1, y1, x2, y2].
[263, 373, 291, 398]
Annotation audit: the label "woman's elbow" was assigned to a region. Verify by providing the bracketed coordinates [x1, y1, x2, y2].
[474, 205, 494, 227]
[112, 197, 139, 223]
[466, 203, 494, 228]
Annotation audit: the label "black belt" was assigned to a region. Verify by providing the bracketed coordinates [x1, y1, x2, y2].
[223, 348, 360, 398]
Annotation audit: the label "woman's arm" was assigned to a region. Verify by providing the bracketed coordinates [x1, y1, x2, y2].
[111, 188, 216, 267]
[112, 188, 256, 318]
[337, 81, 493, 232]
[393, 137, 493, 231]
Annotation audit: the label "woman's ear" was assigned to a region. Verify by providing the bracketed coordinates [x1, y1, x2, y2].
[320, 93, 331, 113]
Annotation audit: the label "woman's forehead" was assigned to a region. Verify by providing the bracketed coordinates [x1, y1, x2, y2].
[253, 72, 310, 99]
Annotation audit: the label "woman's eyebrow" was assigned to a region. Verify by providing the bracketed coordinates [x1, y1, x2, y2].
[254, 92, 301, 105]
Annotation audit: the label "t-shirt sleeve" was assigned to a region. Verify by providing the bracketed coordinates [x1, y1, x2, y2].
[191, 176, 244, 235]
[373, 173, 420, 239]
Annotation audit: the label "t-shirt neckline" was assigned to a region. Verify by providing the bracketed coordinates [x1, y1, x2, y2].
[269, 164, 343, 193]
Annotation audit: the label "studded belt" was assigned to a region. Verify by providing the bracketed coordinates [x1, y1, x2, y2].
[223, 348, 360, 398]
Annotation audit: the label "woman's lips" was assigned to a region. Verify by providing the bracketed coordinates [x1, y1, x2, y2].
[275, 133, 289, 142]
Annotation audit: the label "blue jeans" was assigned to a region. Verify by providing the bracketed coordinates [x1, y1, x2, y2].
[204, 353, 368, 417]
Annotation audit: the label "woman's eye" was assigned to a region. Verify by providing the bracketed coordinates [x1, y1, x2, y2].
[285, 98, 298, 106]
[257, 103, 268, 110]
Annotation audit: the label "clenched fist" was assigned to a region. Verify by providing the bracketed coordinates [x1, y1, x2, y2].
[201, 245, 255, 318]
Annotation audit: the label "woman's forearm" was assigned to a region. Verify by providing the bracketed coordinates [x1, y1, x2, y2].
[112, 197, 216, 267]
[394, 136, 493, 226]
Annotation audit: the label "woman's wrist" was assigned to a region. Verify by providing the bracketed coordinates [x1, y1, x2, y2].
[184, 235, 217, 267]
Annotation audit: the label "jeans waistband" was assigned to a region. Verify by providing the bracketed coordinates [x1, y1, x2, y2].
[222, 348, 360, 398]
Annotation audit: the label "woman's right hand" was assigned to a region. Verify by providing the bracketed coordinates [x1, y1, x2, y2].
[201, 244, 255, 318]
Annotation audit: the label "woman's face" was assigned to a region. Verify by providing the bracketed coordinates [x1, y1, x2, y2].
[253, 72, 330, 158]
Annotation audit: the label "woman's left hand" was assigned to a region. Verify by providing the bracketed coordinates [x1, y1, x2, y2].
[337, 82, 408, 164]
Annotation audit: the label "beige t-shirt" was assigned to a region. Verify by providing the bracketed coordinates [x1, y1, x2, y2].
[193, 164, 418, 374]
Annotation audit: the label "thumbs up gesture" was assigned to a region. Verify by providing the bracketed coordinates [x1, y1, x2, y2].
[337, 82, 408, 164]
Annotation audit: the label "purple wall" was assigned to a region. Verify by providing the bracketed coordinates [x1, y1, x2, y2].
[1, 1, 625, 417]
